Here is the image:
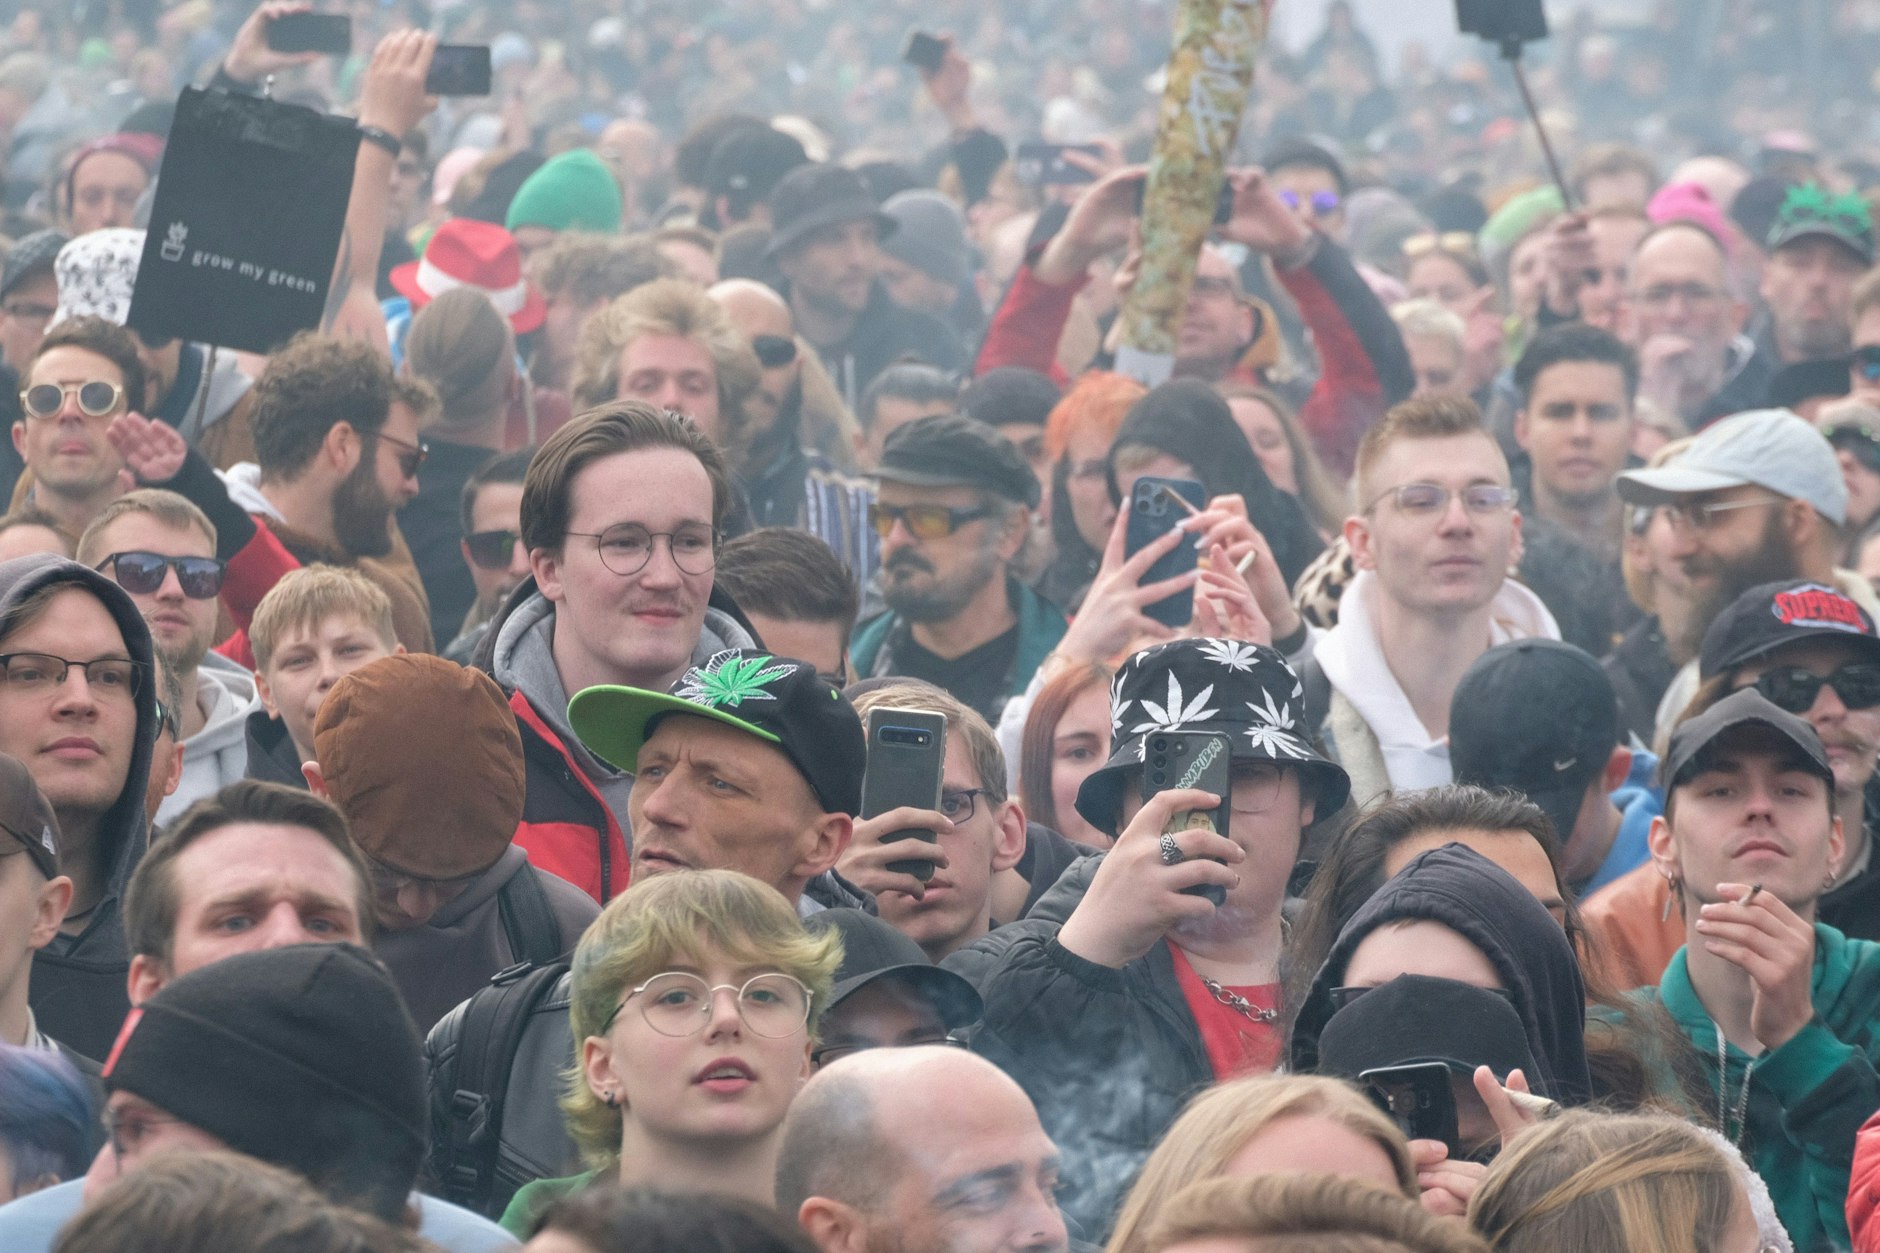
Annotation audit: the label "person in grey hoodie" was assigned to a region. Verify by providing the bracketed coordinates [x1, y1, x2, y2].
[0, 554, 157, 1061]
[74, 490, 261, 827]
[307, 654, 597, 1033]
[473, 402, 754, 904]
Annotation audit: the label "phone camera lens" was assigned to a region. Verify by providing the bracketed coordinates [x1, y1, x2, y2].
[1151, 770, 1166, 784]
[1152, 738, 1167, 751]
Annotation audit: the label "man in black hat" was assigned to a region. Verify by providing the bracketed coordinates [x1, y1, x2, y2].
[702, 125, 807, 234]
[1449, 639, 1654, 896]
[766, 163, 965, 411]
[850, 415, 1067, 722]
[0, 944, 514, 1251]
[1588, 577, 1880, 990]
[808, 908, 982, 1070]
[1632, 687, 1880, 1251]
[569, 646, 868, 914]
[945, 638, 1350, 1240]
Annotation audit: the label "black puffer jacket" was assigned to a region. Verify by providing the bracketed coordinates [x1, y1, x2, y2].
[943, 853, 1215, 1244]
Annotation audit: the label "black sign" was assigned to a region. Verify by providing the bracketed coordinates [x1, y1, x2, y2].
[128, 87, 359, 354]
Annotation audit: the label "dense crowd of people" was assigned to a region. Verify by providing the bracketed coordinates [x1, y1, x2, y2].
[7, 0, 1880, 1250]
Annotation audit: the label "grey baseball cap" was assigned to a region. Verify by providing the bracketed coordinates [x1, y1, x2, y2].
[1616, 408, 1846, 526]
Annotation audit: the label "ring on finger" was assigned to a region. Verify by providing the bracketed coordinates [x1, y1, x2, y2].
[1159, 833, 1185, 866]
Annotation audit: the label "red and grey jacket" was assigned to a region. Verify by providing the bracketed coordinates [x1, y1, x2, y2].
[975, 232, 1412, 478]
[508, 689, 629, 904]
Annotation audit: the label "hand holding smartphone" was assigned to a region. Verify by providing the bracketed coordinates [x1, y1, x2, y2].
[1143, 732, 1231, 907]
[1125, 476, 1205, 629]
[1362, 1062, 1461, 1153]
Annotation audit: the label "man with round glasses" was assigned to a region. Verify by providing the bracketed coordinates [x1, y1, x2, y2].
[75, 490, 260, 825]
[1314, 394, 1557, 809]
[9, 316, 141, 544]
[0, 553, 160, 1061]
[851, 414, 1066, 724]
[483, 400, 755, 904]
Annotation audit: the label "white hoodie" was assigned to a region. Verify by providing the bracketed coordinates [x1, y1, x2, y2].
[1316, 570, 1560, 798]
[156, 653, 263, 826]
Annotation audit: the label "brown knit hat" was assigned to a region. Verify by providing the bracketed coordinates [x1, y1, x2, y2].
[313, 654, 525, 880]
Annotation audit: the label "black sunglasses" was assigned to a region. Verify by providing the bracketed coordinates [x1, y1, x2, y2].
[377, 430, 428, 478]
[96, 551, 226, 599]
[1752, 663, 1880, 714]
[752, 334, 798, 369]
[1827, 422, 1880, 474]
[464, 529, 523, 570]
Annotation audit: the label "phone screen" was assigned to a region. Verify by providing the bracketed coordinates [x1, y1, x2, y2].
[903, 32, 948, 73]
[426, 45, 492, 96]
[266, 12, 351, 56]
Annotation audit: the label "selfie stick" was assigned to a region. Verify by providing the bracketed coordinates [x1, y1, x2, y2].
[1505, 49, 1574, 213]
[1462, 0, 1575, 213]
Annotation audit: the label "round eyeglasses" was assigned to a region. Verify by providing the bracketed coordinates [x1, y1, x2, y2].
[566, 523, 717, 576]
[601, 971, 812, 1039]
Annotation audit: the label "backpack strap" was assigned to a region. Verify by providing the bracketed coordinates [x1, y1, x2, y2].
[436, 959, 568, 1214]
[497, 867, 563, 968]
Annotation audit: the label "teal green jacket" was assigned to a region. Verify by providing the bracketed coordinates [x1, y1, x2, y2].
[1638, 923, 1880, 1251]
[498, 1170, 599, 1239]
[850, 576, 1067, 718]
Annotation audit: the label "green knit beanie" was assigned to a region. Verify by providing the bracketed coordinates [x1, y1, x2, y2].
[504, 149, 623, 235]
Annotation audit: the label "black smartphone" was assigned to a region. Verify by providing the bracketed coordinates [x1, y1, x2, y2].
[426, 44, 492, 96]
[1014, 142, 1104, 187]
[1129, 175, 1235, 225]
[266, 12, 351, 55]
[1361, 1063, 1460, 1151]
[860, 708, 948, 883]
[902, 31, 949, 74]
[1143, 731, 1231, 907]
[1125, 475, 1205, 629]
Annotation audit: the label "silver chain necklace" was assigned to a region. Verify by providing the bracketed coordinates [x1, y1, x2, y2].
[1201, 975, 1278, 1023]
[1713, 1021, 1757, 1146]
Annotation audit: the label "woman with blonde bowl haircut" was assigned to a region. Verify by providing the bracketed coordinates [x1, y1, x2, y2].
[1107, 1074, 1418, 1253]
[1466, 1110, 1765, 1253]
[498, 869, 841, 1238]
[1143, 1174, 1490, 1253]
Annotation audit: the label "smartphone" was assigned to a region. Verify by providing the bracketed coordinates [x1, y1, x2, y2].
[1125, 475, 1205, 629]
[1014, 142, 1104, 187]
[266, 12, 351, 55]
[860, 708, 948, 883]
[1361, 1063, 1459, 1151]
[902, 31, 949, 74]
[426, 44, 492, 96]
[1129, 175, 1235, 225]
[1143, 731, 1231, 907]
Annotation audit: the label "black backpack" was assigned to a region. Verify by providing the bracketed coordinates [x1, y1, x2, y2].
[427, 869, 575, 1218]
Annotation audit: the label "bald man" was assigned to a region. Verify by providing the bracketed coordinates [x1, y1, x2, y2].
[712, 278, 800, 438]
[777, 1047, 1069, 1253]
[709, 278, 876, 575]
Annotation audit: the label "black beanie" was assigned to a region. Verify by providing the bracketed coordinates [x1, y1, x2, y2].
[102, 945, 425, 1198]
